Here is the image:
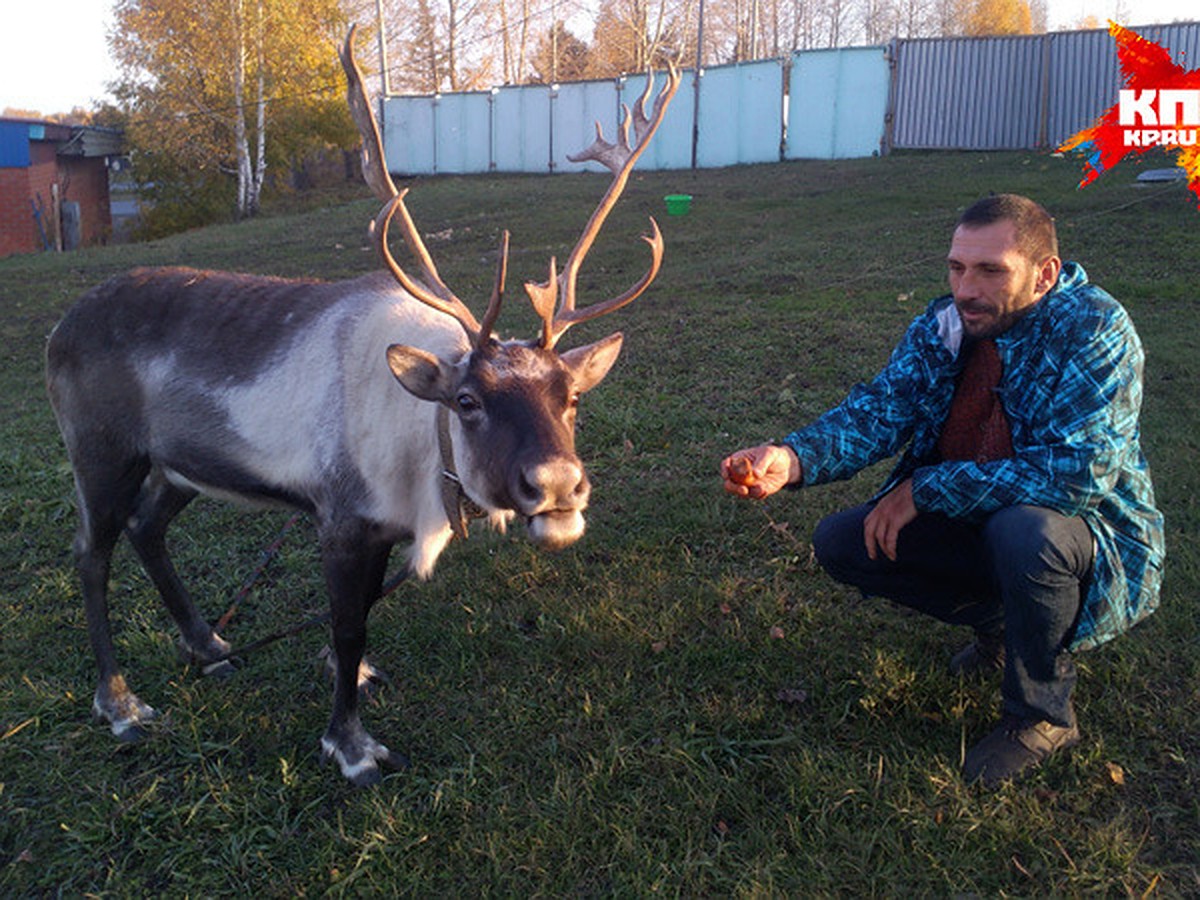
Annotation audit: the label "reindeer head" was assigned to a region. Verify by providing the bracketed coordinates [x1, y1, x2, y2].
[340, 26, 679, 548]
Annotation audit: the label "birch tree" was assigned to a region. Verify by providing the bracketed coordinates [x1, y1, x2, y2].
[111, 0, 350, 227]
[496, 0, 536, 83]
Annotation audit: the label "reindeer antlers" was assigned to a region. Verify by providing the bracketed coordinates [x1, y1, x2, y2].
[340, 25, 679, 351]
[529, 66, 681, 348]
[341, 26, 502, 348]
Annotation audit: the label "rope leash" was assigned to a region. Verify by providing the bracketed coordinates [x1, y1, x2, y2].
[215, 512, 303, 631]
[203, 513, 411, 666]
[204, 182, 1182, 668]
[205, 404, 481, 666]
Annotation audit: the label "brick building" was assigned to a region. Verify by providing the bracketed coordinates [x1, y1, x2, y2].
[0, 118, 124, 257]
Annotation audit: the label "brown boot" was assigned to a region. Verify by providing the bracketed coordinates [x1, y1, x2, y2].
[962, 713, 1081, 788]
[948, 630, 1005, 676]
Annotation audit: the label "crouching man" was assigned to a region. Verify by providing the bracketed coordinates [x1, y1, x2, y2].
[722, 194, 1164, 788]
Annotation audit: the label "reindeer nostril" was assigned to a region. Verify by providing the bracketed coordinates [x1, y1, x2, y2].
[518, 471, 539, 502]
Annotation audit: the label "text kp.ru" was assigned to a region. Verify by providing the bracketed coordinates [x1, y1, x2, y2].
[1120, 89, 1200, 146]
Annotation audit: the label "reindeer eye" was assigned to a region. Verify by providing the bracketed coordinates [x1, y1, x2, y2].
[456, 392, 480, 414]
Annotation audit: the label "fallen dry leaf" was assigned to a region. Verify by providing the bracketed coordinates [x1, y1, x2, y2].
[776, 687, 808, 705]
[1105, 761, 1126, 785]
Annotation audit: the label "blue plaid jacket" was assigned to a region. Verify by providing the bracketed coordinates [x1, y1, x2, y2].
[782, 263, 1164, 651]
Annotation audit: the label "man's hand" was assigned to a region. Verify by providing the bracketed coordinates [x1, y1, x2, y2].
[863, 479, 917, 561]
[721, 444, 800, 499]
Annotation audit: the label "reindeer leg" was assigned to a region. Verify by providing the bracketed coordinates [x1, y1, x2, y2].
[320, 539, 394, 698]
[317, 520, 408, 785]
[70, 452, 158, 741]
[321, 644, 391, 699]
[125, 470, 234, 677]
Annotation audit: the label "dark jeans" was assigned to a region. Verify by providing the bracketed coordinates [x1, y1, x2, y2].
[812, 503, 1094, 727]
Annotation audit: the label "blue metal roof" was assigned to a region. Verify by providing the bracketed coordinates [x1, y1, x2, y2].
[0, 121, 32, 167]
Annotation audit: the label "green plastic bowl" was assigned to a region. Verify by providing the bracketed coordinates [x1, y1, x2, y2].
[664, 194, 693, 216]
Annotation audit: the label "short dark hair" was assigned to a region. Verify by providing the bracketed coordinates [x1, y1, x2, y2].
[958, 194, 1058, 263]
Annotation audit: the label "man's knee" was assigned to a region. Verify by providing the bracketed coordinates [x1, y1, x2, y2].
[983, 506, 1093, 583]
[812, 506, 870, 582]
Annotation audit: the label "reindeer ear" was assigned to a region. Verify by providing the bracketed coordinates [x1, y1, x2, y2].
[386, 344, 458, 402]
[560, 332, 624, 394]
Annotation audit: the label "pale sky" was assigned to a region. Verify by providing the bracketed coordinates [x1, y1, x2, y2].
[2, 1, 1197, 116]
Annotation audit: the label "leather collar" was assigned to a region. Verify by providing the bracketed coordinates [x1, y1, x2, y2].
[436, 404, 486, 539]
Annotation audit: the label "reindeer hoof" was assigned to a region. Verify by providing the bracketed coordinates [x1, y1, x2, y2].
[200, 658, 239, 678]
[381, 746, 411, 771]
[110, 719, 153, 743]
[319, 730, 409, 786]
[350, 760, 384, 788]
[177, 636, 238, 678]
[93, 691, 157, 743]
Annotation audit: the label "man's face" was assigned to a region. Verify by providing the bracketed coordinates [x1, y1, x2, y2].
[947, 220, 1060, 339]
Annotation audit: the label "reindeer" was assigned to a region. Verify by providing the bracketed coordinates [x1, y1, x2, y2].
[45, 26, 679, 786]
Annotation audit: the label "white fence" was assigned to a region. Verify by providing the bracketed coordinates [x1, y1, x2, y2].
[379, 22, 1199, 175]
[382, 47, 890, 175]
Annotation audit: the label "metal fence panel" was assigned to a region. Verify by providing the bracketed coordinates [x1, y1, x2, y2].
[786, 46, 890, 159]
[893, 21, 1200, 151]
[1134, 21, 1200, 64]
[433, 91, 492, 174]
[1046, 22, 1200, 147]
[695, 60, 785, 167]
[1044, 29, 1120, 149]
[382, 96, 434, 175]
[492, 84, 552, 173]
[620, 70, 696, 170]
[553, 79, 620, 173]
[891, 35, 1046, 149]
[380, 20, 1200, 172]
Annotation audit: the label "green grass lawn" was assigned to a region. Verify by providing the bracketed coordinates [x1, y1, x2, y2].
[2, 150, 1197, 896]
